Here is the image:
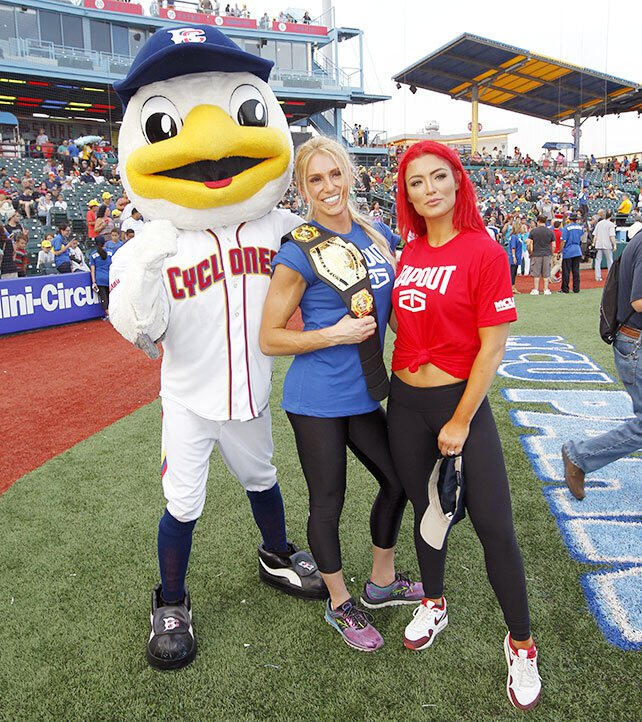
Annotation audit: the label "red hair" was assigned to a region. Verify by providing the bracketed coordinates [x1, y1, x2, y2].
[395, 141, 487, 241]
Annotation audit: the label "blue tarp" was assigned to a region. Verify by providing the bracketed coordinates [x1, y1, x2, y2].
[0, 111, 18, 125]
[542, 142, 575, 150]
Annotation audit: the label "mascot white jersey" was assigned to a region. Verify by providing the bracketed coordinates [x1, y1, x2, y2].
[111, 24, 326, 671]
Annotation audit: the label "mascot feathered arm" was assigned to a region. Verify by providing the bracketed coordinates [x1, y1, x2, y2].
[108, 219, 178, 359]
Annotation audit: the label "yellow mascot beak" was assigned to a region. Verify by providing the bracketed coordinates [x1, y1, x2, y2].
[126, 104, 291, 209]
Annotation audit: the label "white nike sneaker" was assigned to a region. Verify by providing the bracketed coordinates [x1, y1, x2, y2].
[504, 634, 542, 710]
[403, 597, 448, 650]
[530, 289, 540, 295]
[543, 289, 552, 295]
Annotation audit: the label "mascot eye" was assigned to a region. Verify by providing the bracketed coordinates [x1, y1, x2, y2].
[140, 96, 183, 144]
[229, 85, 268, 128]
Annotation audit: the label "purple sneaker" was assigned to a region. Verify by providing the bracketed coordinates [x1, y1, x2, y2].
[360, 572, 424, 609]
[324, 598, 384, 652]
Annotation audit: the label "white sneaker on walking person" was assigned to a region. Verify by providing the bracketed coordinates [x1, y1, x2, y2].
[504, 633, 542, 710]
[530, 289, 539, 295]
[403, 597, 448, 650]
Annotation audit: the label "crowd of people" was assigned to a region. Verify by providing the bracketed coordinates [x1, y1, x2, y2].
[154, 0, 314, 26]
[0, 136, 147, 318]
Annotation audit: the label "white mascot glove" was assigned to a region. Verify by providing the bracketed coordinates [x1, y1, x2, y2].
[108, 219, 178, 359]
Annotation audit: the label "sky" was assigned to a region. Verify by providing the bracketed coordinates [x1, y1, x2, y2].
[261, 0, 642, 157]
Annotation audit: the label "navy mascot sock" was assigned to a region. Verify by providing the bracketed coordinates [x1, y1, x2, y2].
[246, 483, 289, 555]
[157, 508, 197, 604]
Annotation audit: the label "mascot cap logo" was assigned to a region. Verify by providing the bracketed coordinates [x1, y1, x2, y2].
[114, 24, 274, 108]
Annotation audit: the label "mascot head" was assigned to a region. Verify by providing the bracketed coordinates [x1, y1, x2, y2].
[114, 26, 293, 230]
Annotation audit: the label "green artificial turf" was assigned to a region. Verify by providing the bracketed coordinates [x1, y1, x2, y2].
[1, 288, 640, 721]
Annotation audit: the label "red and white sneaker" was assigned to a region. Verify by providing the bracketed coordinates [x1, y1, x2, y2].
[504, 634, 542, 710]
[403, 597, 448, 650]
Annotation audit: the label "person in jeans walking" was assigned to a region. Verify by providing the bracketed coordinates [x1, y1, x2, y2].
[562, 229, 642, 498]
[592, 211, 617, 282]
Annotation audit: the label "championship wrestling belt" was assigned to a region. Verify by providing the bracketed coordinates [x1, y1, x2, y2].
[284, 223, 390, 401]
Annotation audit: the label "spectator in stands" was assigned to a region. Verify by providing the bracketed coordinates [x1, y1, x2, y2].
[120, 207, 144, 236]
[101, 191, 115, 212]
[368, 201, 383, 223]
[53, 193, 68, 217]
[115, 191, 129, 215]
[0, 191, 14, 223]
[617, 194, 633, 223]
[36, 237, 55, 275]
[13, 234, 28, 277]
[485, 214, 499, 241]
[86, 198, 99, 241]
[37, 192, 53, 226]
[52, 223, 73, 274]
[68, 140, 80, 164]
[528, 215, 554, 295]
[5, 211, 25, 239]
[0, 225, 18, 279]
[36, 129, 48, 145]
[68, 237, 89, 273]
[80, 168, 95, 184]
[259, 11, 269, 27]
[124, 228, 136, 243]
[199, 0, 213, 12]
[592, 211, 616, 282]
[535, 194, 553, 222]
[105, 228, 124, 255]
[18, 187, 35, 219]
[94, 204, 113, 237]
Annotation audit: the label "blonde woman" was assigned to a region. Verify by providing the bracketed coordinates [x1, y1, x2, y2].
[260, 137, 422, 651]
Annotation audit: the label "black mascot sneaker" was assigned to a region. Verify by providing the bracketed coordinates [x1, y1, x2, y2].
[146, 584, 197, 671]
[258, 542, 328, 600]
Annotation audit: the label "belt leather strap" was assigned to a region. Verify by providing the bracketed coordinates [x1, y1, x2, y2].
[283, 223, 390, 401]
[619, 324, 641, 340]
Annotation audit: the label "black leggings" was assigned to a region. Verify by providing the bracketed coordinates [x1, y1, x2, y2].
[387, 375, 531, 640]
[286, 407, 407, 574]
[97, 285, 109, 312]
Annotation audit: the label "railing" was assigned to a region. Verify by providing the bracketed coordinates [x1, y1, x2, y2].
[342, 121, 388, 148]
[312, 51, 355, 89]
[2, 36, 356, 94]
[6, 37, 131, 77]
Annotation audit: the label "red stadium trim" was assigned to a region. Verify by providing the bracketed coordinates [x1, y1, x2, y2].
[208, 229, 233, 420]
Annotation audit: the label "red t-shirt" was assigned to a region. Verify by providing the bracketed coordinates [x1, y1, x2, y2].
[553, 227, 562, 253]
[392, 230, 517, 379]
[86, 209, 97, 239]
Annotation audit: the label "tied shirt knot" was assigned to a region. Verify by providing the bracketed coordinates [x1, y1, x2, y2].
[408, 350, 431, 373]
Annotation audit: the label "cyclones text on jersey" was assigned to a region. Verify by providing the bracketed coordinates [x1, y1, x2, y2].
[166, 245, 277, 300]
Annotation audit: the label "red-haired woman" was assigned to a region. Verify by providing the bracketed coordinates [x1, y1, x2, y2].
[387, 141, 542, 710]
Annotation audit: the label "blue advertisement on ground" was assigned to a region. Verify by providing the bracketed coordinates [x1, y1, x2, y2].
[0, 272, 103, 335]
[499, 336, 641, 651]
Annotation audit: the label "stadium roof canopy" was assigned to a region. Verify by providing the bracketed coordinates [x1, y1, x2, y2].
[392, 34, 642, 124]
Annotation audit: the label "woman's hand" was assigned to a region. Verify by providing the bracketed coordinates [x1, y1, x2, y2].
[323, 314, 376, 345]
[437, 417, 470, 457]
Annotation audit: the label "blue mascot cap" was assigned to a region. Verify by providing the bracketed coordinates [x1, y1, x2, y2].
[114, 25, 274, 108]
